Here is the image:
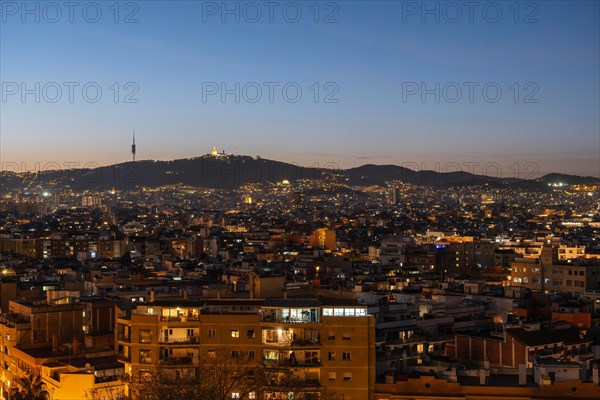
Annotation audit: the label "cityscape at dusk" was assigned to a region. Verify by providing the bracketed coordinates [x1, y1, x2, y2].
[1, 1, 600, 400]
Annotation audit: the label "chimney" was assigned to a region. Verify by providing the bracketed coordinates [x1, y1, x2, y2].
[183, 290, 188, 300]
[593, 365, 599, 386]
[283, 290, 287, 300]
[479, 369, 486, 385]
[72, 338, 79, 355]
[249, 272, 255, 300]
[518, 363, 527, 385]
[52, 334, 58, 352]
[150, 289, 155, 303]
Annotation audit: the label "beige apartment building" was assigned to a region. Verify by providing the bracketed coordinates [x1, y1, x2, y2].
[510, 246, 600, 295]
[116, 297, 376, 399]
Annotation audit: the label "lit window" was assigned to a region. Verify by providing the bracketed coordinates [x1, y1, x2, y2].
[232, 393, 240, 399]
[323, 308, 333, 316]
[343, 373, 352, 382]
[231, 330, 239, 338]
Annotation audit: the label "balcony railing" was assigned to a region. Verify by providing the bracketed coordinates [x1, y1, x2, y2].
[116, 333, 130, 342]
[290, 338, 321, 347]
[159, 356, 196, 366]
[263, 358, 321, 367]
[159, 336, 199, 344]
[0, 314, 30, 328]
[159, 315, 200, 323]
[94, 375, 120, 384]
[266, 378, 321, 388]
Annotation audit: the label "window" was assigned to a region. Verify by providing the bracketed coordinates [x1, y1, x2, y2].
[342, 333, 351, 340]
[248, 350, 255, 359]
[342, 352, 351, 361]
[334, 308, 344, 316]
[248, 393, 256, 399]
[328, 331, 335, 340]
[343, 373, 352, 382]
[231, 393, 240, 399]
[207, 329, 216, 338]
[355, 309, 367, 316]
[247, 329, 255, 339]
[323, 308, 333, 316]
[139, 349, 152, 364]
[328, 352, 335, 361]
[328, 372, 336, 381]
[231, 350, 239, 358]
[139, 329, 152, 344]
[207, 350, 216, 358]
[231, 330, 239, 338]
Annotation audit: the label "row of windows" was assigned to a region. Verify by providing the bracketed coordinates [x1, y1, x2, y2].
[328, 372, 353, 382]
[207, 329, 258, 339]
[322, 308, 367, 317]
[327, 351, 352, 361]
[228, 329, 256, 339]
[137, 349, 355, 363]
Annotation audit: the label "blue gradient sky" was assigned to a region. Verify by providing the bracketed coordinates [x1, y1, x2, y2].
[1, 0, 599, 178]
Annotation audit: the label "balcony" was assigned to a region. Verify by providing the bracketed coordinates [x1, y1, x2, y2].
[266, 377, 321, 388]
[116, 333, 130, 342]
[0, 314, 31, 329]
[263, 358, 321, 368]
[159, 313, 200, 323]
[159, 356, 197, 366]
[159, 336, 200, 345]
[290, 337, 321, 347]
[94, 375, 120, 384]
[262, 308, 320, 324]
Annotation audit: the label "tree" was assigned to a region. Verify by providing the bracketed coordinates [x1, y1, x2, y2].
[126, 348, 341, 400]
[84, 387, 128, 400]
[9, 374, 50, 400]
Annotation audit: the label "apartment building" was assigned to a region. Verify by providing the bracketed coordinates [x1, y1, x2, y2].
[510, 246, 600, 295]
[116, 297, 376, 399]
[0, 292, 123, 400]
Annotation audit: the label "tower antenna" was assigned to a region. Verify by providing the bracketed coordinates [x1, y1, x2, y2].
[132, 130, 136, 162]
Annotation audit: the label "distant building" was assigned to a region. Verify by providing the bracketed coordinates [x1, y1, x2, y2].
[309, 228, 336, 251]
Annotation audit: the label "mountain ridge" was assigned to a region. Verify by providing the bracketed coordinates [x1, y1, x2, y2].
[0, 154, 598, 191]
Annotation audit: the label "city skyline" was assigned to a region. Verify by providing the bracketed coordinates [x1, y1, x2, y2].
[1, 1, 599, 177]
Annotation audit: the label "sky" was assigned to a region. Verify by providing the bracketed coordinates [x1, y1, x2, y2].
[0, 0, 599, 179]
